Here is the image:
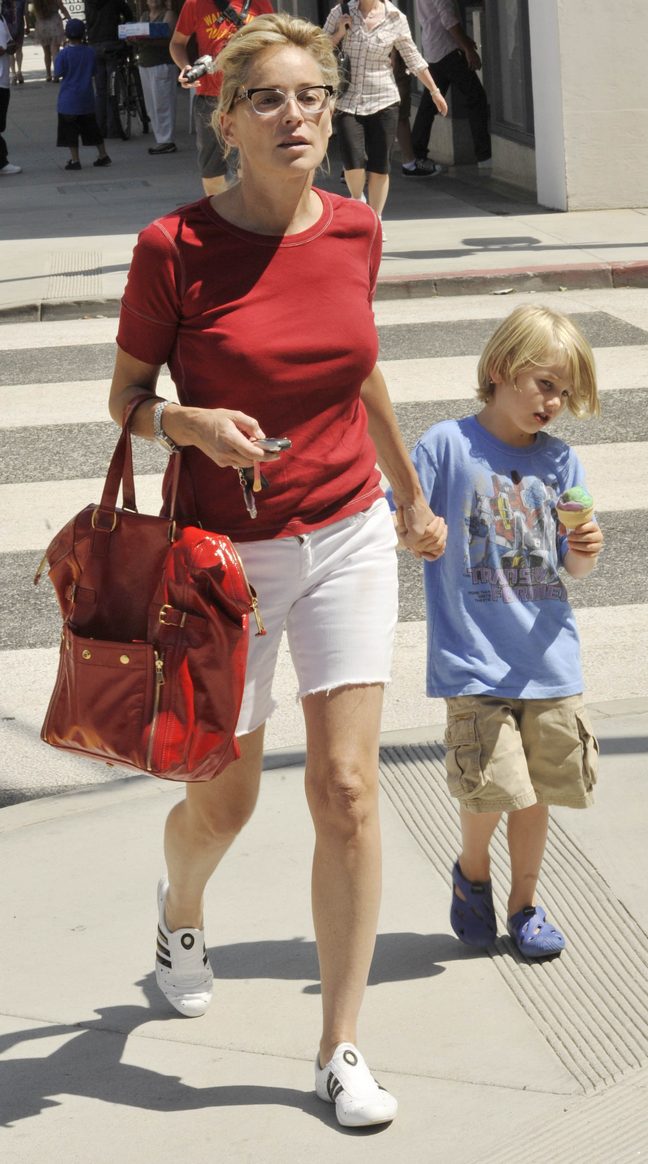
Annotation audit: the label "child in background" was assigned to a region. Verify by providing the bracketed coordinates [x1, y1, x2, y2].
[54, 18, 110, 170]
[400, 305, 603, 958]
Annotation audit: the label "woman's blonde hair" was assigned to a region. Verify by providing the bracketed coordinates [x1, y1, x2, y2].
[476, 305, 600, 417]
[214, 13, 339, 155]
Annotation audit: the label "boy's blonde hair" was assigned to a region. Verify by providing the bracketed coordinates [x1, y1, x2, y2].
[476, 305, 600, 418]
[214, 13, 339, 156]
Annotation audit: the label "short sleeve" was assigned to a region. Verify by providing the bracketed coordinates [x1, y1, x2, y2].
[323, 5, 341, 35]
[116, 223, 183, 367]
[411, 438, 440, 507]
[175, 0, 196, 37]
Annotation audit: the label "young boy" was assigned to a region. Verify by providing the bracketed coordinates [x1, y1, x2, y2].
[402, 305, 603, 958]
[54, 18, 111, 170]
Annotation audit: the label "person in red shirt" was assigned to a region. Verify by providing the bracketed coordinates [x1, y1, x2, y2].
[170, 0, 273, 194]
[110, 12, 445, 1128]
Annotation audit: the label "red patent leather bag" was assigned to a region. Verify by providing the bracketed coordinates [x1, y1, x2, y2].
[36, 403, 264, 781]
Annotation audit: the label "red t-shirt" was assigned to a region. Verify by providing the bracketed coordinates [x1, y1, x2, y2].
[116, 191, 384, 542]
[175, 0, 274, 96]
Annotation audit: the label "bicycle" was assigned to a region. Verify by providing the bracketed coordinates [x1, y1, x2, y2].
[108, 44, 150, 140]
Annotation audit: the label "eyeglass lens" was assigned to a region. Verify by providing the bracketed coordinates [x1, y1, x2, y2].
[247, 87, 331, 115]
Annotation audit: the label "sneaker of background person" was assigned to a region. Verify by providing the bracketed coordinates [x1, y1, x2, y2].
[0, 163, 22, 175]
[402, 158, 443, 177]
[148, 143, 177, 155]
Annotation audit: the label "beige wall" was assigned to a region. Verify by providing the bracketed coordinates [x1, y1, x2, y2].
[529, 0, 648, 210]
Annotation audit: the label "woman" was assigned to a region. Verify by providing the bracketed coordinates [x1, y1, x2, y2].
[324, 0, 448, 220]
[109, 12, 446, 1129]
[33, 0, 69, 81]
[135, 0, 178, 154]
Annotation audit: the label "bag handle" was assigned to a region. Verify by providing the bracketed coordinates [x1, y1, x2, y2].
[92, 393, 180, 532]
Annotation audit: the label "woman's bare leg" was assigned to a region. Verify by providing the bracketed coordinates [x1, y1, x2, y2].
[163, 724, 265, 930]
[366, 172, 390, 217]
[343, 167, 366, 199]
[302, 683, 384, 1067]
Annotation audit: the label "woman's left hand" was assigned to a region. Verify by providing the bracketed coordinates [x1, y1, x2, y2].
[395, 502, 447, 561]
[432, 90, 448, 116]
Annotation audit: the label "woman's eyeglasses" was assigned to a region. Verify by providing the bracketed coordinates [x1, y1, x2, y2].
[235, 86, 334, 117]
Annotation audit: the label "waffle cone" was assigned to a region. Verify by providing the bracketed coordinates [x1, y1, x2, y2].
[557, 505, 593, 529]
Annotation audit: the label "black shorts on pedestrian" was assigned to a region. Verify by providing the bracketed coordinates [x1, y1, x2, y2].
[194, 94, 228, 179]
[335, 103, 400, 174]
[57, 112, 103, 148]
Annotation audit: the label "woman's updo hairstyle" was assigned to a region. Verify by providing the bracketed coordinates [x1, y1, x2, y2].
[214, 12, 339, 154]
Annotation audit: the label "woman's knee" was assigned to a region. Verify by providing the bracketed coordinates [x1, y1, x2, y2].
[307, 758, 379, 837]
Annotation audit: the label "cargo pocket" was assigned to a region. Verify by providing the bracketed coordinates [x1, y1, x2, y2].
[444, 712, 486, 801]
[575, 708, 599, 795]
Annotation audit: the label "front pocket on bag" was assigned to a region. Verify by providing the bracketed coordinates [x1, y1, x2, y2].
[444, 712, 486, 799]
[43, 627, 156, 770]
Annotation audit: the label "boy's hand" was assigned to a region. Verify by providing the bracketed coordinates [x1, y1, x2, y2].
[564, 520, 603, 557]
[396, 506, 447, 560]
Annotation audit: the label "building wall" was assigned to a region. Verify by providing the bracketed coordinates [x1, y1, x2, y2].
[530, 0, 648, 210]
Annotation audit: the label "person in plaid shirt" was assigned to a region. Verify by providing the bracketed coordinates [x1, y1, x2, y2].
[324, 0, 447, 224]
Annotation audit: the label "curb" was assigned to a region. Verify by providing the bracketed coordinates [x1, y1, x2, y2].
[2, 260, 648, 321]
[374, 259, 648, 300]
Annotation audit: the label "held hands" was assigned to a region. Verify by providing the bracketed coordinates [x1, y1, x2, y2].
[395, 502, 447, 561]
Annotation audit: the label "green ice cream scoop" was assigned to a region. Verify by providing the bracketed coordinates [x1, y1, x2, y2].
[557, 486, 593, 511]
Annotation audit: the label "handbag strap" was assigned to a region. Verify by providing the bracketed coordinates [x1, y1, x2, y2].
[93, 393, 180, 533]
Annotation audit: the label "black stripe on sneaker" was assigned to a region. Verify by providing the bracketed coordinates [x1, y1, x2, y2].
[327, 1073, 344, 1101]
[156, 952, 172, 968]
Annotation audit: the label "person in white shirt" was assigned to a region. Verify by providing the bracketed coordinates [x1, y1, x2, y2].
[0, 5, 22, 174]
[411, 0, 490, 167]
[324, 0, 447, 220]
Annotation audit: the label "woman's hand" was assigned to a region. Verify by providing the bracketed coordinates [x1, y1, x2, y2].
[395, 502, 447, 561]
[431, 89, 448, 116]
[172, 405, 273, 468]
[333, 14, 352, 43]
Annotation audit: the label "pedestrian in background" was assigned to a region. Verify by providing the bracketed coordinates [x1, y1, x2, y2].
[0, 2, 21, 172]
[135, 0, 178, 154]
[323, 0, 447, 226]
[33, 0, 69, 81]
[392, 46, 442, 177]
[84, 0, 134, 138]
[169, 0, 273, 195]
[54, 17, 111, 168]
[5, 0, 26, 84]
[398, 305, 602, 958]
[411, 0, 491, 168]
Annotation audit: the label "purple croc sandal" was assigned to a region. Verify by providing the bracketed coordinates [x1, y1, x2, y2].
[507, 905, 565, 958]
[450, 860, 497, 947]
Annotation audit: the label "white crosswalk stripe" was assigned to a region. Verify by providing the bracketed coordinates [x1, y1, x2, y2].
[1, 287, 646, 804]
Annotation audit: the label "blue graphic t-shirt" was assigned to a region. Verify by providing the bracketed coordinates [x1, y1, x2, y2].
[55, 44, 97, 117]
[410, 415, 589, 699]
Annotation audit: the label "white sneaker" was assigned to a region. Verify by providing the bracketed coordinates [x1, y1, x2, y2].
[0, 163, 22, 175]
[155, 878, 213, 1017]
[315, 1042, 398, 1127]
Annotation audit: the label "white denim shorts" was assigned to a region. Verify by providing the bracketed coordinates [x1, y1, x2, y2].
[233, 498, 398, 736]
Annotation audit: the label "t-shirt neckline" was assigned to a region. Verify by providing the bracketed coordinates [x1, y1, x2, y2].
[201, 188, 333, 247]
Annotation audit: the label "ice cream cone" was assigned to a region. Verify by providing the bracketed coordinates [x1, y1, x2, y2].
[556, 504, 594, 529]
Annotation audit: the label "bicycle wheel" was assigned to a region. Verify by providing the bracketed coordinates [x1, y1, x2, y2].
[132, 67, 150, 135]
[111, 67, 131, 140]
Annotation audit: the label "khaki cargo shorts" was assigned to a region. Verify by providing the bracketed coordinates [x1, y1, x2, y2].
[444, 694, 598, 815]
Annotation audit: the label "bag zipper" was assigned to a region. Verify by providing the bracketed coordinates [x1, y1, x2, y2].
[146, 650, 165, 772]
[233, 548, 266, 636]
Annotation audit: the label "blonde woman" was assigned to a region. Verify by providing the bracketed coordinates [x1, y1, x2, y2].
[109, 11, 445, 1129]
[33, 0, 69, 80]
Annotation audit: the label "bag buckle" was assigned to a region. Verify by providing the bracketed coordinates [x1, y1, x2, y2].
[91, 508, 118, 532]
[159, 604, 187, 628]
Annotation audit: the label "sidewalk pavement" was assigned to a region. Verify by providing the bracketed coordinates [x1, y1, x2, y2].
[2, 44, 648, 1164]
